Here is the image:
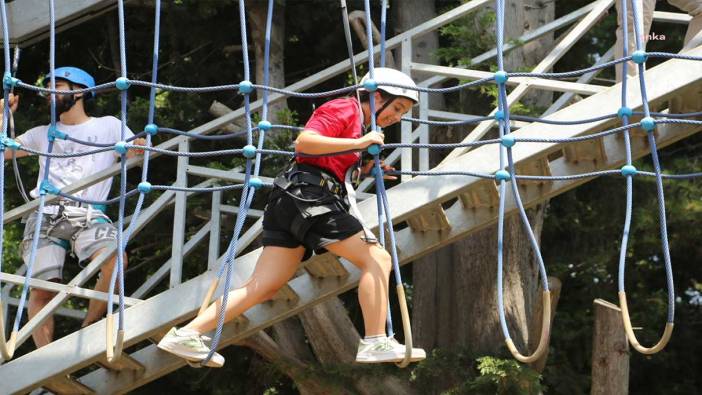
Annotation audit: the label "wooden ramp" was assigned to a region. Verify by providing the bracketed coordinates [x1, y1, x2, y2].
[1, 43, 701, 394]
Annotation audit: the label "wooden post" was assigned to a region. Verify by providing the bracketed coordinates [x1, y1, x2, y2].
[591, 299, 630, 395]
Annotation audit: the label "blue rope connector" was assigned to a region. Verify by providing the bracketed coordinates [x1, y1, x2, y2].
[0, 136, 20, 151]
[115, 77, 131, 91]
[144, 123, 158, 136]
[495, 169, 511, 182]
[640, 117, 656, 132]
[40, 180, 60, 196]
[632, 50, 648, 64]
[138, 181, 153, 194]
[370, 166, 381, 178]
[3, 72, 19, 89]
[47, 126, 67, 142]
[367, 144, 382, 155]
[363, 79, 378, 92]
[242, 144, 257, 158]
[495, 110, 505, 121]
[621, 165, 638, 177]
[114, 141, 129, 154]
[257, 120, 272, 132]
[501, 134, 516, 148]
[617, 107, 633, 119]
[249, 177, 263, 190]
[494, 71, 508, 84]
[238, 80, 254, 94]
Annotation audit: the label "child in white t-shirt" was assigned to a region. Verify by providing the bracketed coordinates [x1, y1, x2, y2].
[1, 66, 145, 349]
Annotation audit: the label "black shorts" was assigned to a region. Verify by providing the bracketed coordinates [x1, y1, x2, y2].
[262, 185, 364, 261]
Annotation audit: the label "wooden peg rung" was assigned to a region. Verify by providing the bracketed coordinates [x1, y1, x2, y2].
[305, 254, 349, 278]
[98, 353, 145, 372]
[460, 180, 500, 209]
[407, 204, 451, 232]
[271, 284, 300, 305]
[43, 375, 95, 395]
[563, 138, 607, 164]
[515, 157, 553, 184]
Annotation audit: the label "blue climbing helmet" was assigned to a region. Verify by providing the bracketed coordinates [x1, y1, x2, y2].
[43, 66, 96, 99]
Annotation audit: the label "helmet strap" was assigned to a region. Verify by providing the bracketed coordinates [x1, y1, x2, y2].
[55, 82, 83, 115]
[374, 93, 397, 122]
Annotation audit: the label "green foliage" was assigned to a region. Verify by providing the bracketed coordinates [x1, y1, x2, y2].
[410, 349, 542, 395]
[463, 357, 543, 395]
[436, 9, 496, 67]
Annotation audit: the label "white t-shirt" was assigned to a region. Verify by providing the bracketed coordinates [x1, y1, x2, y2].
[17, 116, 134, 204]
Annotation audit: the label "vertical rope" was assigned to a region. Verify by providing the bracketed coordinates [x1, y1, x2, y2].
[202, 0, 274, 364]
[13, 0, 58, 332]
[494, 0, 550, 361]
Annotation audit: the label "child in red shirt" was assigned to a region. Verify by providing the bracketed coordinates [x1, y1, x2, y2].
[159, 68, 426, 365]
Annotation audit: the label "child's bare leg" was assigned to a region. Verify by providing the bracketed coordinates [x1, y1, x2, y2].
[185, 245, 305, 334]
[325, 232, 392, 336]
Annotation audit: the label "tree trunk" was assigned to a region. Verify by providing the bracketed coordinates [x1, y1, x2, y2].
[248, 0, 287, 123]
[299, 299, 415, 395]
[391, 0, 444, 110]
[411, 0, 555, 370]
[239, 331, 343, 395]
[502, 0, 555, 109]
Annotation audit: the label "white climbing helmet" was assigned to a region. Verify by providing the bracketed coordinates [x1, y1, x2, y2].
[359, 67, 419, 104]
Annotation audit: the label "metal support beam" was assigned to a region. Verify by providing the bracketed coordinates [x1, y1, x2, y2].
[413, 63, 607, 95]
[208, 192, 222, 271]
[428, 109, 529, 128]
[219, 204, 264, 218]
[187, 164, 274, 185]
[170, 141, 189, 288]
[0, 272, 141, 306]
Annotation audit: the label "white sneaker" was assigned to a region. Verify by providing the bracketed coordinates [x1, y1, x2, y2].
[157, 327, 225, 368]
[355, 336, 426, 363]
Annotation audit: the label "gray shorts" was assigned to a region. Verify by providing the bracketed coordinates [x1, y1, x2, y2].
[21, 210, 117, 281]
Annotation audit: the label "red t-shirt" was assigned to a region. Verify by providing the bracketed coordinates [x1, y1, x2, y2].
[297, 97, 362, 182]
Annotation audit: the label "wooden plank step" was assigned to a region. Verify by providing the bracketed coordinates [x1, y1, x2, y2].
[515, 157, 553, 184]
[460, 180, 500, 209]
[97, 353, 145, 372]
[305, 254, 349, 278]
[42, 375, 95, 395]
[563, 138, 607, 164]
[407, 204, 451, 232]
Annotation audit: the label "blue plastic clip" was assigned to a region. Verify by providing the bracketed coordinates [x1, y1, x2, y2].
[257, 120, 272, 132]
[632, 51, 648, 64]
[144, 123, 158, 136]
[617, 107, 633, 119]
[367, 144, 382, 156]
[238, 80, 254, 94]
[621, 165, 637, 177]
[242, 144, 257, 159]
[363, 79, 378, 92]
[115, 77, 131, 90]
[114, 141, 129, 154]
[3, 72, 19, 89]
[501, 135, 516, 148]
[47, 126, 67, 142]
[249, 177, 264, 190]
[40, 180, 60, 196]
[495, 170, 511, 182]
[138, 181, 153, 194]
[640, 117, 656, 132]
[494, 71, 508, 84]
[0, 137, 20, 151]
